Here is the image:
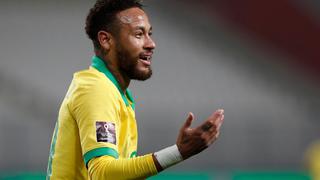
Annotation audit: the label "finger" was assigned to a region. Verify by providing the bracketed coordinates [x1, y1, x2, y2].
[217, 114, 224, 130]
[200, 109, 224, 129]
[205, 115, 224, 145]
[206, 130, 220, 145]
[208, 109, 224, 122]
[201, 122, 214, 132]
[182, 112, 194, 130]
[208, 112, 225, 131]
[207, 134, 218, 146]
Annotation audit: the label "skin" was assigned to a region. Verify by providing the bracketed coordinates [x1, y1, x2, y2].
[95, 7, 225, 172]
[177, 109, 225, 160]
[96, 7, 155, 92]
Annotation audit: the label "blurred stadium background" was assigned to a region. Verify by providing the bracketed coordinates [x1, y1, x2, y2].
[0, 0, 319, 179]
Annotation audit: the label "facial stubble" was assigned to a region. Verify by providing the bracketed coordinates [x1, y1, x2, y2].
[116, 42, 152, 81]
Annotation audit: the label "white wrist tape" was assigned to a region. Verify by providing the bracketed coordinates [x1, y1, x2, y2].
[154, 144, 183, 169]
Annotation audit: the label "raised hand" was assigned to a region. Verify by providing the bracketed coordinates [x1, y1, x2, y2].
[176, 109, 224, 160]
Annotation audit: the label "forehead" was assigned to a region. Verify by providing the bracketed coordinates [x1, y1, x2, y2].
[117, 7, 151, 30]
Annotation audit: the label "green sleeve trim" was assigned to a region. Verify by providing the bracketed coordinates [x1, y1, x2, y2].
[130, 151, 137, 158]
[84, 147, 119, 166]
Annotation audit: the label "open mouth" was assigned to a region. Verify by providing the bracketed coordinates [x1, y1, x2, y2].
[139, 54, 152, 66]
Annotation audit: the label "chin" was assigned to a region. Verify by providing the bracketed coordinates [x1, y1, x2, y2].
[131, 68, 152, 81]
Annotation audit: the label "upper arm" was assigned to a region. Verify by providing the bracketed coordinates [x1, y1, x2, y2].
[70, 80, 121, 166]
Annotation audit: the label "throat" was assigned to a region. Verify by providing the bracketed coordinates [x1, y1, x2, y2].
[108, 64, 130, 92]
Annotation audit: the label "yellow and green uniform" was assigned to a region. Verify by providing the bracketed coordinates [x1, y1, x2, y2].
[305, 140, 320, 180]
[47, 56, 157, 180]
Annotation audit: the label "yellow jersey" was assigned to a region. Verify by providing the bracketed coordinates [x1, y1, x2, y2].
[47, 56, 140, 179]
[305, 140, 320, 180]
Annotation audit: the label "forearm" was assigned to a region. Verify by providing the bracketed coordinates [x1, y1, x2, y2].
[88, 154, 158, 180]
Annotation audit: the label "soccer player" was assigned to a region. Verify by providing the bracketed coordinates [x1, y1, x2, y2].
[305, 140, 320, 180]
[46, 0, 225, 179]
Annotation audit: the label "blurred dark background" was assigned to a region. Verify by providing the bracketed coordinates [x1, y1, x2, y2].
[0, 0, 319, 179]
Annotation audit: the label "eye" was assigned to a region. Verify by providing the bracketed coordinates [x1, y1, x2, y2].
[135, 31, 143, 38]
[148, 31, 153, 36]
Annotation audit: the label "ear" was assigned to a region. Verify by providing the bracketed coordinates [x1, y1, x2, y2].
[97, 30, 113, 51]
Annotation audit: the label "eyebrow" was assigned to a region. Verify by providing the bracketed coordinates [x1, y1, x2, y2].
[134, 26, 153, 32]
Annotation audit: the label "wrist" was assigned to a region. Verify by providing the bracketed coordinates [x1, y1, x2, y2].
[152, 154, 163, 172]
[153, 144, 183, 170]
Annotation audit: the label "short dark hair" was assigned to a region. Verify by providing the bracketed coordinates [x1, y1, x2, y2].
[85, 0, 143, 48]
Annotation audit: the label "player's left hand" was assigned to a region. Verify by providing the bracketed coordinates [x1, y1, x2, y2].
[176, 109, 225, 160]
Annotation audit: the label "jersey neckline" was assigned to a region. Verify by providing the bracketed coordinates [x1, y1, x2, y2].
[91, 56, 135, 110]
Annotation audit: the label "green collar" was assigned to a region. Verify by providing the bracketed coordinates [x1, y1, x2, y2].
[91, 56, 135, 110]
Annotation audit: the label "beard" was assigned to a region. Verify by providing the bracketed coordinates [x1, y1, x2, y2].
[116, 42, 152, 81]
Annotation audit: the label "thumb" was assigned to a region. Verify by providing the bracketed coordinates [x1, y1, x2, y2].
[182, 112, 194, 129]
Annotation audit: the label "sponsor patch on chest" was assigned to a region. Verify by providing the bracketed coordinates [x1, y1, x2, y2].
[96, 121, 116, 144]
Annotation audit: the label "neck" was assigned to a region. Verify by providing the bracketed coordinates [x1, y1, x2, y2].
[96, 51, 130, 92]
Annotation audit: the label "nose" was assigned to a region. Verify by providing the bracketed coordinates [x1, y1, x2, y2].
[144, 36, 156, 50]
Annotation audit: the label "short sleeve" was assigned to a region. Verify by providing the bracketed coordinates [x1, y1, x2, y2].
[69, 77, 121, 166]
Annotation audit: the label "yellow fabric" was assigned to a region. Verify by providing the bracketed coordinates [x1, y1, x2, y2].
[305, 140, 320, 180]
[47, 66, 154, 179]
[88, 154, 157, 180]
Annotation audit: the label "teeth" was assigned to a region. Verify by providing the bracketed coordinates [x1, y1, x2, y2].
[140, 54, 152, 61]
[140, 56, 150, 61]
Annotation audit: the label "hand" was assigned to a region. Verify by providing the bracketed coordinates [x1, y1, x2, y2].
[176, 109, 224, 160]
